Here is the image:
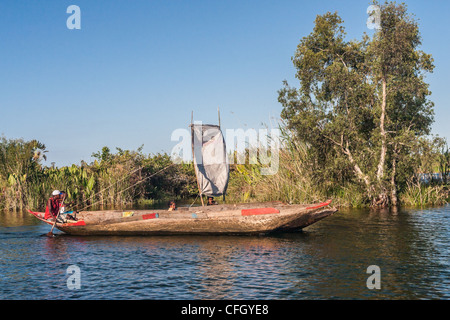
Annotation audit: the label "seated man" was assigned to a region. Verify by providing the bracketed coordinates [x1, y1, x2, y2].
[58, 191, 77, 222]
[207, 196, 217, 206]
[168, 200, 176, 211]
[44, 190, 61, 220]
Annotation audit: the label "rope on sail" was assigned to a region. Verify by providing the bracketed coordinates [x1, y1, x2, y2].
[73, 164, 143, 210]
[77, 163, 176, 211]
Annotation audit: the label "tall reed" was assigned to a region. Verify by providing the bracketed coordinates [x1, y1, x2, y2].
[400, 179, 448, 207]
[0, 138, 197, 212]
[226, 128, 330, 205]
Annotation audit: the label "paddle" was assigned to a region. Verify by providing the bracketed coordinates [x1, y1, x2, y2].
[47, 194, 65, 237]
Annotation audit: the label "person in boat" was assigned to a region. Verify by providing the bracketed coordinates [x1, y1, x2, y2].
[58, 191, 77, 221]
[168, 200, 176, 211]
[44, 190, 62, 220]
[207, 196, 217, 206]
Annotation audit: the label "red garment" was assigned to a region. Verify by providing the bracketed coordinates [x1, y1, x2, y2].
[44, 197, 61, 220]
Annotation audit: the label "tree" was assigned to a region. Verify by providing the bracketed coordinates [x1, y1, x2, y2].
[0, 137, 48, 210]
[279, 1, 435, 207]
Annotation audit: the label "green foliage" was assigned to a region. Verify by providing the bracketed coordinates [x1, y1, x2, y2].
[0, 138, 197, 211]
[227, 1, 447, 208]
[400, 180, 448, 207]
[0, 136, 49, 210]
[278, 1, 438, 207]
[226, 125, 369, 207]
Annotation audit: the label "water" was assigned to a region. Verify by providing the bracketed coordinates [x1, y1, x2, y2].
[0, 206, 449, 300]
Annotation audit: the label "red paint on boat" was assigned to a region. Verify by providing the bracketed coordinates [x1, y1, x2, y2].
[62, 220, 86, 227]
[27, 210, 54, 225]
[241, 208, 280, 216]
[28, 209, 86, 227]
[306, 200, 332, 210]
[142, 213, 158, 220]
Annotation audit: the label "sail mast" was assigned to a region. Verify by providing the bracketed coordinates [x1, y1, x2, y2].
[218, 106, 221, 129]
[191, 111, 205, 207]
[217, 107, 226, 203]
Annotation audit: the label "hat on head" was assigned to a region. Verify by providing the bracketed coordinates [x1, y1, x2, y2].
[52, 190, 60, 196]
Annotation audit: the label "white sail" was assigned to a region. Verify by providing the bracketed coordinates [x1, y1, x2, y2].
[191, 123, 229, 197]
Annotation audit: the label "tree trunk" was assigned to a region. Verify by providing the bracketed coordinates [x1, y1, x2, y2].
[390, 156, 398, 207]
[371, 78, 390, 209]
[372, 191, 389, 208]
[341, 142, 372, 196]
[377, 78, 387, 182]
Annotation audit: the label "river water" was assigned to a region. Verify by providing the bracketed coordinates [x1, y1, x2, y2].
[0, 205, 449, 300]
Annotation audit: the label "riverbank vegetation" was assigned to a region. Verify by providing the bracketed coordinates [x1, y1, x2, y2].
[1, 131, 448, 211]
[274, 1, 449, 208]
[228, 1, 450, 208]
[0, 137, 198, 211]
[226, 127, 449, 208]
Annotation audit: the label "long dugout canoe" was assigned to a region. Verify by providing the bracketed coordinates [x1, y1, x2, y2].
[28, 200, 337, 236]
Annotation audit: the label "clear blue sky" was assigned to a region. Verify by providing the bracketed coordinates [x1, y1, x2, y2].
[1, 0, 449, 167]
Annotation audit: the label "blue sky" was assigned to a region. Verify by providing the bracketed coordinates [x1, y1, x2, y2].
[0, 0, 449, 167]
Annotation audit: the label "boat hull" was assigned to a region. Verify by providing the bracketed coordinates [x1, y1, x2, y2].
[28, 200, 337, 236]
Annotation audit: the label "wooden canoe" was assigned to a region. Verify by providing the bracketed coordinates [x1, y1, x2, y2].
[28, 200, 337, 236]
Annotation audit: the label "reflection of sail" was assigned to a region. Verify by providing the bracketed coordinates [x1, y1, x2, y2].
[191, 123, 229, 197]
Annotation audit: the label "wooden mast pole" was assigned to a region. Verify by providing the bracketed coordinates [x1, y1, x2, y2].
[218, 106, 226, 204]
[218, 106, 221, 128]
[191, 111, 205, 207]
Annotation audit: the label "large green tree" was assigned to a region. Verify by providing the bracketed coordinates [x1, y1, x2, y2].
[279, 1, 435, 207]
